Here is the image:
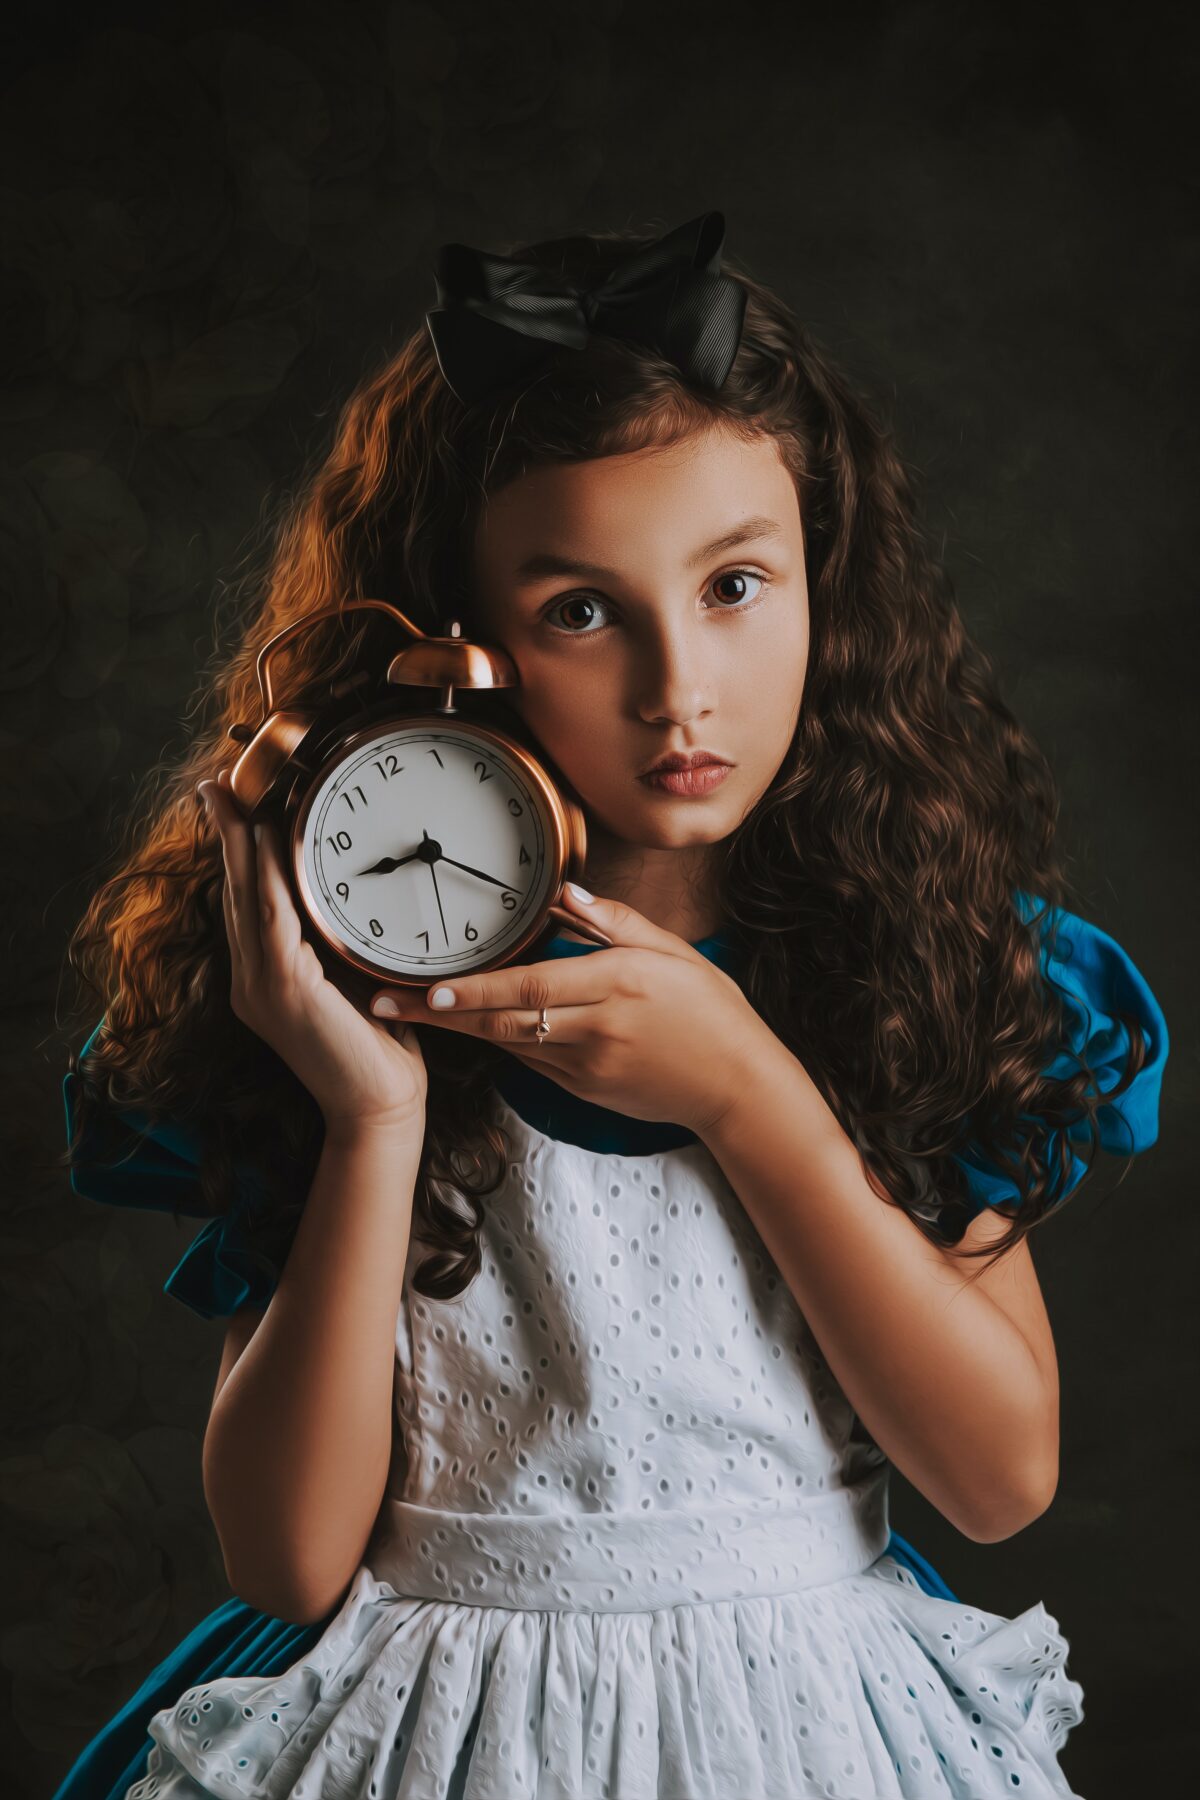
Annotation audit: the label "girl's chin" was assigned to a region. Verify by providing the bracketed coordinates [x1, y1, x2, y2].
[579, 799, 736, 852]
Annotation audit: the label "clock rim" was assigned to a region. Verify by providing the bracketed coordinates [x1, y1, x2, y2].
[289, 709, 578, 989]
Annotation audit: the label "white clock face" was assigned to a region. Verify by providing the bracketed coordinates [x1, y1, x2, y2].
[297, 720, 560, 977]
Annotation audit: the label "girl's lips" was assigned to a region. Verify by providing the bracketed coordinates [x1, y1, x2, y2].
[640, 763, 732, 796]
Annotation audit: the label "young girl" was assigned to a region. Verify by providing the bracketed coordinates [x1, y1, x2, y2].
[55, 212, 1167, 1800]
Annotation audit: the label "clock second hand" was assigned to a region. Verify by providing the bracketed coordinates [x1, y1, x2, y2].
[424, 831, 450, 948]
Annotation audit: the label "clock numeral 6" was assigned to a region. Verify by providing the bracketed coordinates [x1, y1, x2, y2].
[502, 891, 517, 910]
[464, 921, 478, 942]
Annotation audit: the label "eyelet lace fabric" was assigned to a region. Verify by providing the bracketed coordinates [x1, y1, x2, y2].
[126, 1093, 1084, 1799]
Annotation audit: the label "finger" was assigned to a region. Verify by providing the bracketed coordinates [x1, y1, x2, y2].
[202, 782, 243, 979]
[418, 954, 616, 1018]
[397, 1000, 600, 1048]
[219, 851, 240, 980]
[209, 770, 263, 985]
[253, 816, 302, 972]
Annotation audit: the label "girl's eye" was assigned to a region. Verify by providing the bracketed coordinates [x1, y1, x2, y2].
[543, 569, 768, 636]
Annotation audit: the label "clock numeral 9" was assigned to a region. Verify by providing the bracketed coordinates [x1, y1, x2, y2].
[336, 881, 350, 902]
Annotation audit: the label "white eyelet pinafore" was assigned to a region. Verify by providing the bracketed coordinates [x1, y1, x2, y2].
[125, 1091, 1084, 1799]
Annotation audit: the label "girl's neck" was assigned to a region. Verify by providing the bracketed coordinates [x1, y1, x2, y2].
[580, 832, 723, 942]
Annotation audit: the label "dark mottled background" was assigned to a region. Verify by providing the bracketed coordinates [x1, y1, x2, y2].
[1, 0, 1194, 1794]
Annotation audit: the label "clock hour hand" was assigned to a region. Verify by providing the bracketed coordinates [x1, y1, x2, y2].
[355, 849, 424, 877]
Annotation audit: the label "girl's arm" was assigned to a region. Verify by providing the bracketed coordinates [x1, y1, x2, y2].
[202, 1116, 422, 1625]
[701, 1030, 1060, 1544]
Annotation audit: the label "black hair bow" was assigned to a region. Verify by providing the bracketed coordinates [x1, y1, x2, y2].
[424, 210, 747, 406]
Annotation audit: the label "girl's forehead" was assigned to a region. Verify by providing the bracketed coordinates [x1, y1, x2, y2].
[474, 428, 798, 572]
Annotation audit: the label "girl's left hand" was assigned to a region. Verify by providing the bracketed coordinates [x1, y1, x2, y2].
[369, 886, 766, 1136]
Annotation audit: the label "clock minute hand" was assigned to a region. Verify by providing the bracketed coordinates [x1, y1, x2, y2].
[439, 855, 518, 891]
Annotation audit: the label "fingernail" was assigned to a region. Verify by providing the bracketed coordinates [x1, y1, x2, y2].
[429, 986, 457, 1008]
[565, 881, 593, 904]
[372, 996, 400, 1017]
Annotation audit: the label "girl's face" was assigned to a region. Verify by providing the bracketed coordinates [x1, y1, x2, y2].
[470, 423, 809, 912]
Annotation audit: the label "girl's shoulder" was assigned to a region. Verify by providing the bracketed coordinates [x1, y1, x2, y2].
[62, 1016, 286, 1321]
[951, 893, 1169, 1214]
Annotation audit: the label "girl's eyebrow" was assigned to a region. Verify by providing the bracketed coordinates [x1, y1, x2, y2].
[512, 515, 786, 585]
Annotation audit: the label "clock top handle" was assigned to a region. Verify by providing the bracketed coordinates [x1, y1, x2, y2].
[252, 599, 428, 720]
[242, 600, 518, 732]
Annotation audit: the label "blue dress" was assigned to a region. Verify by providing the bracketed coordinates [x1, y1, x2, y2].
[51, 898, 1168, 1800]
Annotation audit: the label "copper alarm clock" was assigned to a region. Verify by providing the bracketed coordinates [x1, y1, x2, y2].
[224, 599, 613, 990]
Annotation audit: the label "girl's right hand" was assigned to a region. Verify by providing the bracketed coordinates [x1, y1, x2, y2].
[199, 769, 428, 1139]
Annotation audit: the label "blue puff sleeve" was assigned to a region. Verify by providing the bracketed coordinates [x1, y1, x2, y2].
[949, 893, 1169, 1214]
[62, 1017, 284, 1320]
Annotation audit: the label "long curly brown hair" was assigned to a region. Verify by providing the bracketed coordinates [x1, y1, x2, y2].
[59, 218, 1148, 1302]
